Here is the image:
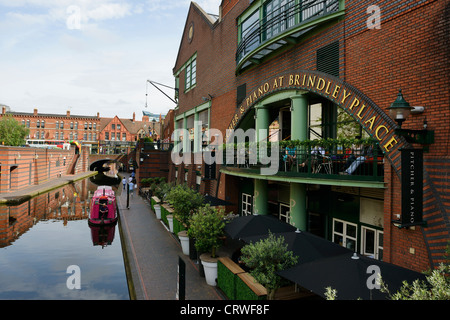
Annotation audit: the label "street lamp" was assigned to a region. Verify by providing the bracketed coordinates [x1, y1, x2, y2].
[387, 89, 434, 151]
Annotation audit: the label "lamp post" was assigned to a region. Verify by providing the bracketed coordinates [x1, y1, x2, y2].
[387, 89, 434, 151]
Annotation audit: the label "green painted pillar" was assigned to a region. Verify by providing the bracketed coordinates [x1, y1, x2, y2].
[290, 94, 308, 141]
[254, 179, 268, 215]
[290, 183, 307, 230]
[193, 112, 200, 153]
[255, 104, 270, 142]
[290, 93, 308, 230]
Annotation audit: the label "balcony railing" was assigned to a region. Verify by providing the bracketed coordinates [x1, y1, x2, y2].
[237, 0, 341, 67]
[222, 139, 384, 182]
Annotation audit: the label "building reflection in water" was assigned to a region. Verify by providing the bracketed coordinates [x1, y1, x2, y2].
[0, 174, 118, 248]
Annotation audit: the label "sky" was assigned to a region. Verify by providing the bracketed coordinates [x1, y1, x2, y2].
[0, 0, 222, 120]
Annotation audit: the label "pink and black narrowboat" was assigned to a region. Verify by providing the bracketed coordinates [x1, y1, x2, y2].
[89, 186, 118, 225]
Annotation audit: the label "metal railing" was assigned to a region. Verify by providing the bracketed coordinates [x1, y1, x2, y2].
[222, 140, 384, 181]
[237, 0, 340, 62]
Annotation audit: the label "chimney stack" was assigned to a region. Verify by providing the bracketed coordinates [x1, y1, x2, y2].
[66, 110, 70, 117]
[33, 109, 38, 116]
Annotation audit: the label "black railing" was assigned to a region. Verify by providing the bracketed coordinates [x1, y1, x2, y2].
[237, 0, 340, 62]
[222, 140, 384, 182]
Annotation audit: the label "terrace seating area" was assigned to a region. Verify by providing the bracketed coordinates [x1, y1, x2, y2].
[222, 139, 384, 182]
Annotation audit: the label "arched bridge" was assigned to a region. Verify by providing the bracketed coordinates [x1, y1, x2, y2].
[88, 154, 127, 172]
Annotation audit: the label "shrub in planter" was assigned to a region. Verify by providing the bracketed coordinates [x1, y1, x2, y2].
[165, 184, 204, 229]
[240, 232, 298, 300]
[189, 205, 227, 286]
[188, 205, 226, 258]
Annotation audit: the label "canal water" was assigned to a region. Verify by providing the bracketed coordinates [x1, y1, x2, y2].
[0, 174, 130, 300]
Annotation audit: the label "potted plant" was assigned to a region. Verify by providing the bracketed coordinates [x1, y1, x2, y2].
[188, 205, 227, 286]
[152, 181, 170, 219]
[240, 232, 298, 299]
[166, 185, 204, 257]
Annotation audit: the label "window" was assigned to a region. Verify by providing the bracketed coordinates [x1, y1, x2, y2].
[89, 123, 92, 130]
[361, 226, 383, 260]
[26, 120, 30, 128]
[41, 120, 45, 128]
[111, 124, 115, 130]
[111, 132, 115, 141]
[122, 133, 126, 141]
[279, 203, 291, 224]
[84, 122, 87, 130]
[93, 123, 96, 130]
[60, 121, 64, 129]
[36, 120, 40, 128]
[56, 121, 59, 129]
[332, 218, 357, 251]
[185, 58, 196, 90]
[242, 193, 253, 216]
[105, 132, 109, 140]
[70, 122, 73, 129]
[263, 0, 295, 41]
[83, 133, 87, 141]
[239, 9, 260, 61]
[117, 124, 121, 130]
[75, 122, 78, 130]
[55, 132, 59, 140]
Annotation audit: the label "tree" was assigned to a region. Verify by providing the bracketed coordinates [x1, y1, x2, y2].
[188, 204, 226, 258]
[240, 232, 298, 300]
[0, 115, 29, 146]
[165, 184, 204, 228]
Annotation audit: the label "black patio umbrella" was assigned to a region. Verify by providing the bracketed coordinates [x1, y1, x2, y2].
[224, 214, 297, 239]
[203, 194, 233, 206]
[242, 230, 351, 265]
[278, 252, 427, 300]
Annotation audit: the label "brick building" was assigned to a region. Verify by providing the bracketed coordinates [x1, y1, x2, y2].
[170, 0, 449, 274]
[1, 106, 100, 148]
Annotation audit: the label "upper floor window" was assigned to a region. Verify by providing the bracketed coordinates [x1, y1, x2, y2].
[36, 120, 40, 128]
[56, 121, 59, 129]
[111, 124, 115, 130]
[237, 0, 342, 66]
[185, 58, 196, 90]
[41, 120, 45, 128]
[117, 124, 121, 130]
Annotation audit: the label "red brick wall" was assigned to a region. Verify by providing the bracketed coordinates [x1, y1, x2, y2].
[172, 0, 449, 270]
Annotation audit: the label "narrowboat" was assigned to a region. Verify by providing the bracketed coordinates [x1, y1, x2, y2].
[89, 186, 117, 225]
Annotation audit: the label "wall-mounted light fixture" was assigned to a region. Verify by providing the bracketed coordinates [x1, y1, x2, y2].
[387, 89, 434, 151]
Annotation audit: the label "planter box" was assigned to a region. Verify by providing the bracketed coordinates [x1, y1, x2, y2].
[217, 257, 245, 300]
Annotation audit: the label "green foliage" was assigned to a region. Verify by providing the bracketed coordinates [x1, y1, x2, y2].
[153, 181, 172, 203]
[381, 245, 450, 300]
[188, 204, 226, 257]
[217, 260, 236, 299]
[240, 232, 298, 300]
[165, 184, 204, 228]
[0, 115, 30, 146]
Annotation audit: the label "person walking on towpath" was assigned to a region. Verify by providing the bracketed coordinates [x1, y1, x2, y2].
[122, 177, 127, 190]
[128, 181, 134, 197]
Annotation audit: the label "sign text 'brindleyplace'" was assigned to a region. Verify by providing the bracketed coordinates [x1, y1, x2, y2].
[228, 71, 399, 153]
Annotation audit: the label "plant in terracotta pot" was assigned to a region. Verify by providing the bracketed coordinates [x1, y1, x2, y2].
[188, 204, 227, 286]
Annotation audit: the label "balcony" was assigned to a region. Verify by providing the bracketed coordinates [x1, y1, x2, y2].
[237, 0, 343, 73]
[221, 139, 385, 188]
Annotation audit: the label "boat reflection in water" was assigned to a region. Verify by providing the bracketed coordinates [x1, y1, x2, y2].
[90, 222, 117, 248]
[0, 174, 129, 300]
